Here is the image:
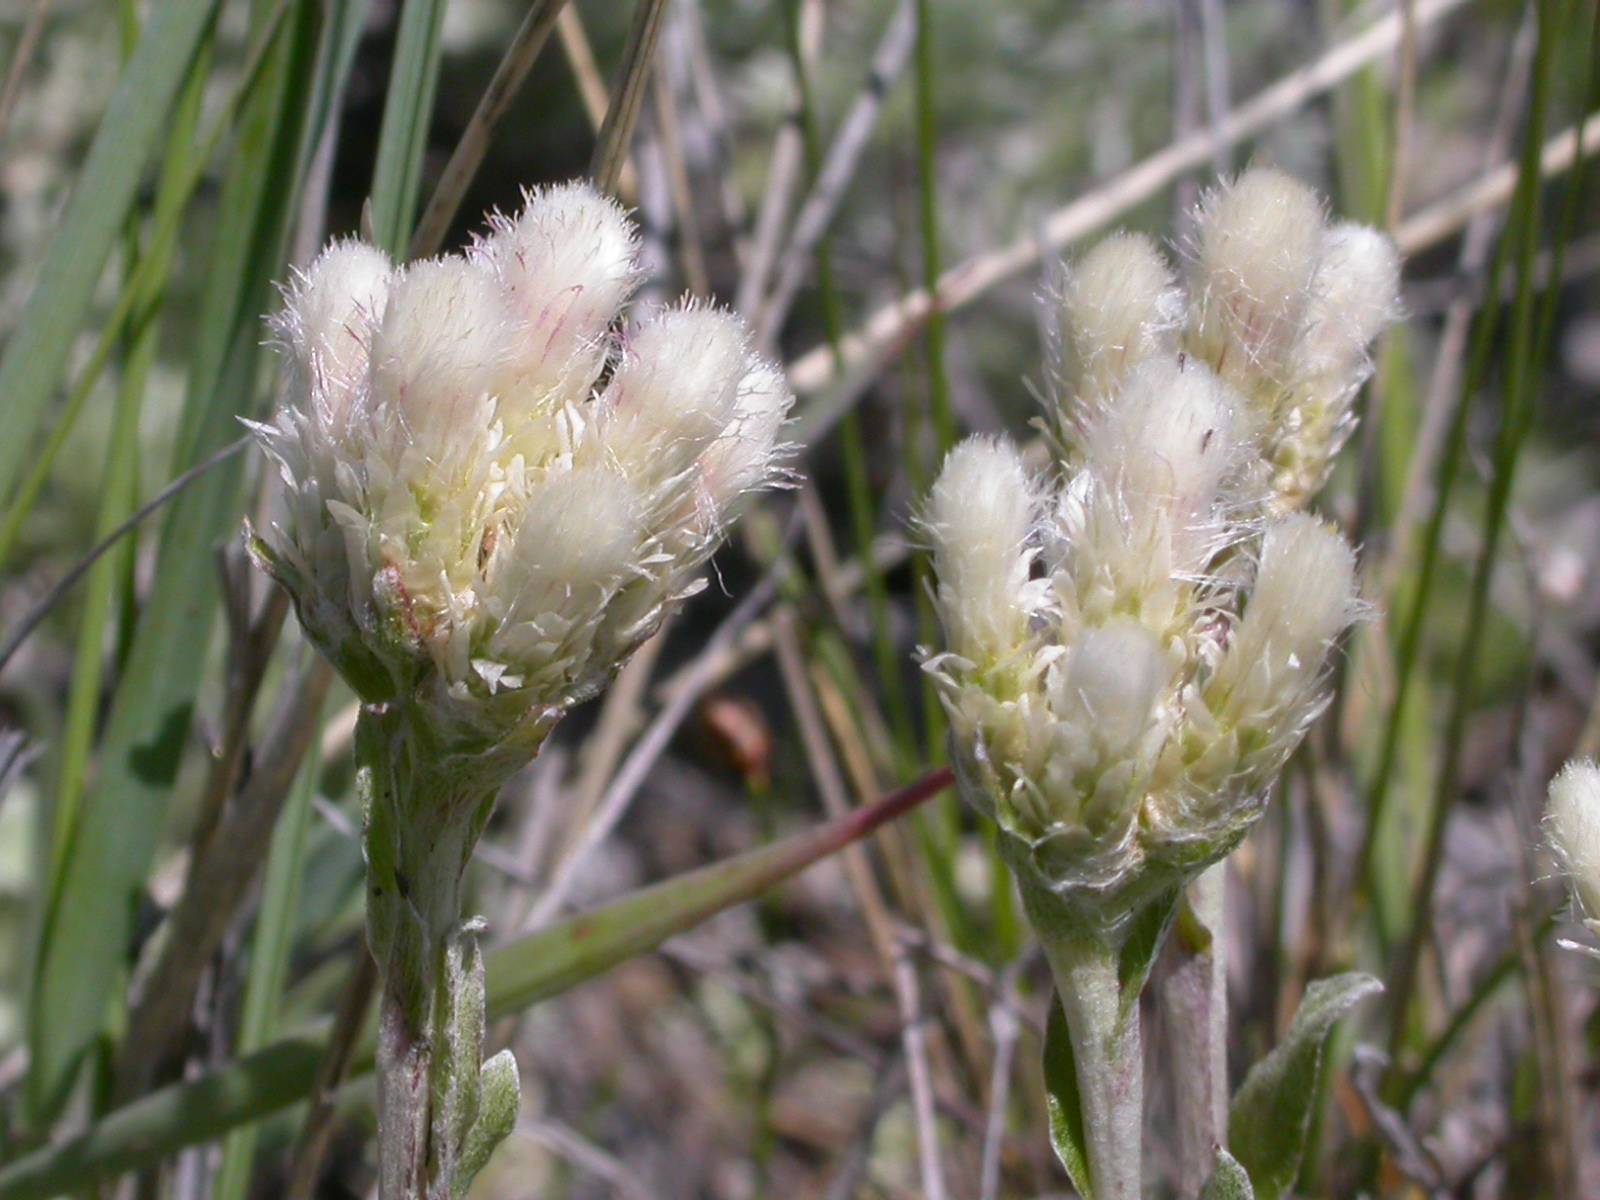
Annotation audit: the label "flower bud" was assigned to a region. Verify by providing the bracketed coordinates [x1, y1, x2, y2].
[1547, 759, 1600, 921]
[1054, 232, 1182, 408]
[925, 436, 1040, 669]
[699, 361, 794, 519]
[475, 182, 639, 416]
[1293, 222, 1401, 381]
[369, 257, 509, 458]
[278, 239, 393, 428]
[479, 467, 643, 688]
[1052, 617, 1170, 763]
[1081, 356, 1247, 574]
[595, 304, 750, 484]
[1207, 512, 1357, 732]
[1188, 168, 1324, 394]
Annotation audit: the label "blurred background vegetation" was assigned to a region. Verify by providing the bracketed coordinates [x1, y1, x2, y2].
[0, 0, 1597, 1195]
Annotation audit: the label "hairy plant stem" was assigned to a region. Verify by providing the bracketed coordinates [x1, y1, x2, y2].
[359, 703, 524, 1200]
[1040, 932, 1143, 1200]
[1160, 862, 1228, 1198]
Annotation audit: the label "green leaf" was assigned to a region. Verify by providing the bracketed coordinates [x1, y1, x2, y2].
[1042, 997, 1095, 1200]
[0, 771, 948, 1197]
[25, 0, 328, 1125]
[47, 27, 214, 913]
[453, 1050, 519, 1198]
[1199, 1147, 1254, 1200]
[368, 0, 448, 253]
[1116, 887, 1180, 1028]
[212, 743, 320, 1200]
[1228, 972, 1382, 1200]
[0, 0, 221, 503]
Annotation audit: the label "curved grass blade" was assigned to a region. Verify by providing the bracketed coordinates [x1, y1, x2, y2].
[409, 0, 570, 259]
[46, 38, 214, 904]
[0, 769, 951, 1197]
[0, 0, 221, 502]
[24, 0, 328, 1125]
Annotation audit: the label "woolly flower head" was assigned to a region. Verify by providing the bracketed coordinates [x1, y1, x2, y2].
[1546, 760, 1600, 926]
[924, 169, 1384, 931]
[1180, 167, 1402, 509]
[250, 182, 791, 749]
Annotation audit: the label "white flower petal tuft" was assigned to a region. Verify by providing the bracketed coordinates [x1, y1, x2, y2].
[922, 169, 1395, 928]
[250, 182, 792, 740]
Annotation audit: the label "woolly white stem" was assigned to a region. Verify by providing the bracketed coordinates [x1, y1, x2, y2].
[361, 706, 513, 1200]
[1041, 933, 1143, 1200]
[1161, 862, 1229, 1198]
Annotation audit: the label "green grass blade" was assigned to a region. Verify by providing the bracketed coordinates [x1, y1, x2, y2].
[781, 0, 918, 769]
[0, 0, 221, 502]
[46, 34, 214, 924]
[368, 0, 448, 254]
[0, 771, 952, 1197]
[24, 0, 328, 1125]
[409, 0, 570, 259]
[0, 0, 330, 575]
[212, 745, 320, 1200]
[1382, 0, 1564, 1064]
[589, 0, 670, 195]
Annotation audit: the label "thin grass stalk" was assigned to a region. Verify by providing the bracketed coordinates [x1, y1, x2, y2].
[408, 0, 569, 259]
[780, 0, 918, 768]
[1382, 0, 1562, 1068]
[757, 0, 916, 347]
[648, 31, 709, 296]
[910, 0, 953, 461]
[212, 745, 320, 1200]
[1397, 908, 1558, 1109]
[590, 0, 669, 196]
[735, 0, 820, 318]
[0, 0, 51, 137]
[904, 0, 992, 963]
[285, 955, 379, 1200]
[1393, 119, 1600, 256]
[909, 0, 953, 773]
[0, 438, 249, 680]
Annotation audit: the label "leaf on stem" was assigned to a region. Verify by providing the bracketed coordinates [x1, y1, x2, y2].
[1228, 972, 1383, 1199]
[1117, 888, 1180, 1028]
[453, 1050, 520, 1198]
[1042, 998, 1095, 1199]
[1199, 1147, 1255, 1199]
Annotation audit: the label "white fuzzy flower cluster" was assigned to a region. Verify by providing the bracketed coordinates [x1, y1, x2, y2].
[251, 183, 791, 744]
[924, 169, 1396, 927]
[1546, 759, 1600, 929]
[1054, 168, 1400, 510]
